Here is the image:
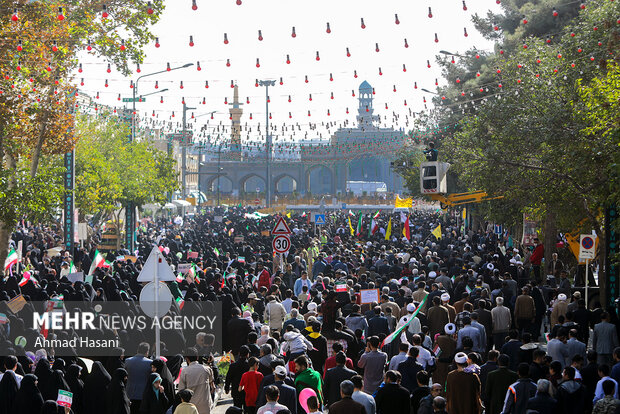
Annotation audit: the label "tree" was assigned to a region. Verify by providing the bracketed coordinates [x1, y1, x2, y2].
[438, 0, 619, 302]
[398, 0, 618, 224]
[0, 1, 165, 270]
[75, 113, 177, 247]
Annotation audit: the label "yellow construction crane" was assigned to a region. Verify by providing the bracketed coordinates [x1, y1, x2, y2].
[428, 191, 504, 207]
[419, 162, 503, 207]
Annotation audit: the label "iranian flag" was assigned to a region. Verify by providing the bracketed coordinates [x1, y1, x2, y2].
[380, 293, 428, 348]
[4, 249, 18, 271]
[175, 296, 185, 310]
[355, 212, 363, 236]
[69, 260, 77, 274]
[19, 271, 38, 287]
[369, 211, 381, 236]
[186, 264, 200, 284]
[88, 249, 110, 275]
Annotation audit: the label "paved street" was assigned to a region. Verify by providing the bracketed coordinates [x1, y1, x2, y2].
[213, 390, 234, 414]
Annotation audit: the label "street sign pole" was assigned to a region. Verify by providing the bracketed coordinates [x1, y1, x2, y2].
[579, 234, 596, 307]
[585, 259, 589, 309]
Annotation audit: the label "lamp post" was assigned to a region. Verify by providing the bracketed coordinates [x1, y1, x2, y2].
[421, 88, 439, 95]
[439, 50, 468, 59]
[181, 102, 197, 198]
[216, 136, 223, 207]
[125, 63, 192, 253]
[258, 80, 276, 207]
[131, 63, 193, 142]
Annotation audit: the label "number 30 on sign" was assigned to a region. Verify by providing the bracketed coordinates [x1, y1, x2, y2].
[273, 235, 290, 254]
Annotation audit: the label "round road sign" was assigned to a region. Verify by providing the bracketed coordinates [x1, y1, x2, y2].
[139, 281, 173, 318]
[582, 236, 594, 249]
[273, 235, 291, 254]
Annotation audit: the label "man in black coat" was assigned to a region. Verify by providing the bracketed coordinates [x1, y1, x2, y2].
[475, 299, 493, 350]
[397, 346, 424, 394]
[256, 360, 294, 408]
[479, 350, 499, 392]
[529, 349, 549, 383]
[557, 366, 586, 414]
[485, 354, 519, 414]
[329, 380, 366, 414]
[324, 352, 357, 407]
[272, 365, 298, 414]
[226, 307, 253, 356]
[225, 346, 250, 408]
[367, 306, 390, 337]
[374, 370, 411, 414]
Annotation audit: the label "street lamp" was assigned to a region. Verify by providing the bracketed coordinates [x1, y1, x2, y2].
[131, 62, 193, 142]
[439, 50, 467, 58]
[421, 88, 439, 95]
[135, 88, 169, 101]
[125, 63, 192, 253]
[258, 79, 276, 208]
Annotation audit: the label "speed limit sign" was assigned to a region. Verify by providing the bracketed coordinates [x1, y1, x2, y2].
[272, 235, 290, 254]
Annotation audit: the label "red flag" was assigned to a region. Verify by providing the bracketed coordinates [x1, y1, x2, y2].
[403, 215, 411, 240]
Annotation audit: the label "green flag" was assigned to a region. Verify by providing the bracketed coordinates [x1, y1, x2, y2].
[356, 211, 363, 236]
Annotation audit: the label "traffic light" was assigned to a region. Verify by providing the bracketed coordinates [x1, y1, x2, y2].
[420, 161, 450, 194]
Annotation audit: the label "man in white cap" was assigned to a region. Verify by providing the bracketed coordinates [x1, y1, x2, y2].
[446, 352, 482, 414]
[304, 302, 318, 324]
[551, 293, 569, 327]
[433, 323, 457, 388]
[441, 293, 456, 323]
[491, 297, 512, 349]
[397, 303, 422, 338]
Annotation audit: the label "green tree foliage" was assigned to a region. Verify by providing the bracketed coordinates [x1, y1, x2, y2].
[398, 0, 618, 225]
[0, 1, 165, 269]
[0, 160, 63, 226]
[75, 113, 178, 222]
[441, 0, 618, 228]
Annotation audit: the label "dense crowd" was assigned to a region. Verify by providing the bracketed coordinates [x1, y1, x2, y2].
[0, 207, 619, 414]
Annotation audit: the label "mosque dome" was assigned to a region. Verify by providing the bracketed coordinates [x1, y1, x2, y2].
[359, 80, 372, 93]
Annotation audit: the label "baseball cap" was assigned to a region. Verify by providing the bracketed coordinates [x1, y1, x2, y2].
[274, 365, 287, 376]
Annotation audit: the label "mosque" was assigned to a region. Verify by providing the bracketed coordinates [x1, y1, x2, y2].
[194, 81, 406, 198]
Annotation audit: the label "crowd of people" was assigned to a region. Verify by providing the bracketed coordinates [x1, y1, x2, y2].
[0, 207, 619, 414]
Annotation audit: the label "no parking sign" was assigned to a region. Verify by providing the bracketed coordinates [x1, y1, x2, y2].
[579, 234, 596, 260]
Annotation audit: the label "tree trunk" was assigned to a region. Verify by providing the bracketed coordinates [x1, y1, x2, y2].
[113, 210, 122, 250]
[30, 117, 47, 178]
[544, 209, 557, 265]
[0, 153, 17, 276]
